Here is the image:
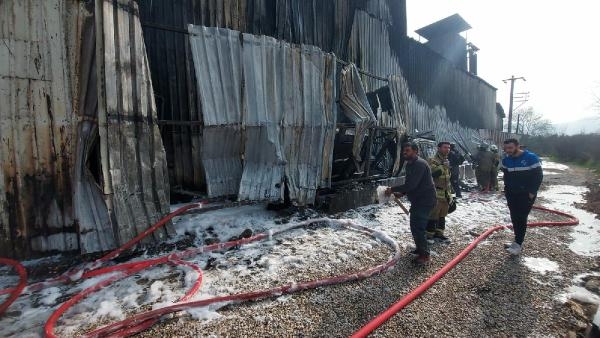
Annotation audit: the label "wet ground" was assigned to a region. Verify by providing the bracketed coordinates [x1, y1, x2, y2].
[1, 160, 599, 337]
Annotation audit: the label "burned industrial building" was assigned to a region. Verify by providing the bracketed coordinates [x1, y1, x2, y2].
[1, 0, 507, 258]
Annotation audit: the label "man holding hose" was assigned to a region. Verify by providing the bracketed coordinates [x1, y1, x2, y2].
[385, 142, 437, 265]
[501, 138, 543, 255]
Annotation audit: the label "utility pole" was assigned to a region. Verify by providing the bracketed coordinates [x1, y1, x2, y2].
[502, 75, 526, 133]
[516, 114, 521, 134]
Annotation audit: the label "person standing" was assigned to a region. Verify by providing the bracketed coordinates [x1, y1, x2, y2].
[490, 144, 501, 191]
[474, 144, 495, 191]
[426, 141, 453, 243]
[448, 143, 465, 198]
[501, 138, 543, 255]
[385, 142, 437, 265]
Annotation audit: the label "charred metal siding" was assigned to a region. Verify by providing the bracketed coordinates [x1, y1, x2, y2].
[188, 26, 337, 204]
[188, 27, 243, 197]
[0, 0, 78, 256]
[137, 0, 385, 192]
[396, 38, 497, 130]
[347, 10, 403, 92]
[96, 0, 172, 247]
[0, 0, 172, 258]
[407, 96, 480, 154]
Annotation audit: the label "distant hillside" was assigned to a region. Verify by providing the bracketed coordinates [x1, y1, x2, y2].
[554, 116, 600, 135]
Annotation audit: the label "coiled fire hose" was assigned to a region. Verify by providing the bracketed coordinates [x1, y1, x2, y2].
[0, 203, 578, 338]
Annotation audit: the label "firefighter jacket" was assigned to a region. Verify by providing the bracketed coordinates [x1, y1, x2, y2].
[428, 151, 453, 200]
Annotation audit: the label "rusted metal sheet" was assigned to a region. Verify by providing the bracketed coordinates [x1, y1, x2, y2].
[188, 26, 336, 204]
[0, 0, 78, 257]
[0, 0, 180, 259]
[96, 0, 172, 246]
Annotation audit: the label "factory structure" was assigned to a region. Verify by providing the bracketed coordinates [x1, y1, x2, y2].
[1, 0, 507, 258]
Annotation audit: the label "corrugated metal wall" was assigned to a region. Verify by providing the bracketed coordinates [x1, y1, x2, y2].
[407, 95, 481, 154]
[96, 0, 172, 247]
[396, 38, 497, 130]
[0, 0, 79, 256]
[188, 27, 243, 197]
[0, 0, 173, 258]
[137, 0, 389, 192]
[188, 26, 337, 204]
[347, 10, 403, 92]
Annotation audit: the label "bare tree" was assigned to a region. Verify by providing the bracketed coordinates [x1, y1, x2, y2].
[514, 107, 554, 136]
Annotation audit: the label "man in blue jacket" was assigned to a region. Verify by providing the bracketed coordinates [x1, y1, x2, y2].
[501, 138, 543, 255]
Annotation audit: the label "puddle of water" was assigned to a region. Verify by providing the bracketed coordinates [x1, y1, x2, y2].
[522, 257, 560, 275]
[541, 184, 600, 256]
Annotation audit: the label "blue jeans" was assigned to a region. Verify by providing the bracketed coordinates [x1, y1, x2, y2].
[410, 205, 434, 256]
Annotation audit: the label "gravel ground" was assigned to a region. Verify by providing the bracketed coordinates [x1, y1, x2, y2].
[136, 196, 599, 338]
[136, 212, 598, 338]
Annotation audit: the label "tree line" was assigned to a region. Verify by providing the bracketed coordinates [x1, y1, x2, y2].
[522, 134, 600, 169]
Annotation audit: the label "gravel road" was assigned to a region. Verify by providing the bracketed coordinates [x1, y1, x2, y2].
[136, 163, 600, 338]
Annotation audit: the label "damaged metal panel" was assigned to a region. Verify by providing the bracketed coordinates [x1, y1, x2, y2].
[188, 26, 336, 204]
[188, 26, 243, 198]
[0, 0, 77, 257]
[138, 0, 269, 193]
[75, 2, 117, 254]
[348, 10, 403, 92]
[239, 34, 286, 202]
[387, 74, 410, 174]
[281, 45, 337, 204]
[96, 0, 172, 246]
[339, 64, 376, 162]
[407, 95, 480, 154]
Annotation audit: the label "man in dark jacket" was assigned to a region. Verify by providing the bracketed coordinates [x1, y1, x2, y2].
[385, 142, 437, 265]
[448, 144, 465, 198]
[501, 138, 543, 255]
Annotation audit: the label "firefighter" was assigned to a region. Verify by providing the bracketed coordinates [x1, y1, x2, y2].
[490, 144, 501, 191]
[474, 144, 495, 191]
[426, 141, 454, 243]
[448, 143, 465, 198]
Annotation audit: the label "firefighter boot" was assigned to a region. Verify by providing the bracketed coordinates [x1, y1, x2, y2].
[434, 217, 450, 243]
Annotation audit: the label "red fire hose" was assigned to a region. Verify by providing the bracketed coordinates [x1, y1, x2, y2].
[0, 258, 27, 316]
[350, 205, 579, 337]
[0, 203, 578, 338]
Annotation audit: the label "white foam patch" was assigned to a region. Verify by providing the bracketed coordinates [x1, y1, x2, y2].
[40, 287, 62, 306]
[376, 186, 394, 204]
[541, 184, 600, 256]
[522, 257, 560, 275]
[561, 286, 600, 305]
[187, 304, 225, 321]
[556, 272, 600, 306]
[542, 161, 569, 171]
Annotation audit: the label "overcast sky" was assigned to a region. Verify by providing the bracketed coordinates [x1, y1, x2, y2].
[406, 0, 600, 124]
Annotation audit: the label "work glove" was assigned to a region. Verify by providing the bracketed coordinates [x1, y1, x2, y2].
[448, 197, 457, 214]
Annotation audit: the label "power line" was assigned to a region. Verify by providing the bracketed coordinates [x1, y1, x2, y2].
[502, 75, 526, 133]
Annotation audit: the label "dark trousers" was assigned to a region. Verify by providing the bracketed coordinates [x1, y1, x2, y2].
[450, 166, 461, 197]
[410, 205, 435, 256]
[506, 191, 535, 245]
